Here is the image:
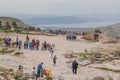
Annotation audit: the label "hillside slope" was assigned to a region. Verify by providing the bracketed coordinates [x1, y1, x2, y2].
[103, 23, 120, 39]
[0, 17, 31, 29]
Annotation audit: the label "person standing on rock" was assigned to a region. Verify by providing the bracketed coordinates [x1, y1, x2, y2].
[72, 59, 78, 74]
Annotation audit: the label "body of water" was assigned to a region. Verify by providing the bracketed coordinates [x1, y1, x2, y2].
[36, 21, 120, 32]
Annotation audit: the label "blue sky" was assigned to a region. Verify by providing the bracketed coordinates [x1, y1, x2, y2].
[0, 0, 120, 16]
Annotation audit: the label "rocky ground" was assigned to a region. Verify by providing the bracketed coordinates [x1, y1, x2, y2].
[0, 33, 120, 80]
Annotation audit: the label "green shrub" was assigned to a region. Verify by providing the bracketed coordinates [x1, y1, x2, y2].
[14, 29, 22, 33]
[108, 76, 114, 80]
[0, 67, 9, 72]
[14, 52, 23, 56]
[96, 67, 120, 73]
[0, 48, 14, 55]
[111, 51, 120, 57]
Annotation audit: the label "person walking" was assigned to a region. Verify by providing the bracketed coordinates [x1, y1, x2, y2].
[53, 55, 57, 66]
[72, 59, 78, 74]
[49, 46, 54, 58]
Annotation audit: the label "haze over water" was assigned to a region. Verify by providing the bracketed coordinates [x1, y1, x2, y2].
[36, 20, 120, 31]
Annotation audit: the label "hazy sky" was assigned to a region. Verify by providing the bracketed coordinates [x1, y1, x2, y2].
[0, 0, 120, 16]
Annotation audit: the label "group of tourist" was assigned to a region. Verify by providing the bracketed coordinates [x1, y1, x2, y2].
[16, 55, 57, 80]
[82, 32, 88, 36]
[24, 39, 40, 50]
[31, 55, 57, 80]
[49, 29, 82, 35]
[3, 36, 12, 48]
[3, 35, 55, 53]
[41, 41, 55, 51]
[3, 36, 22, 50]
[17, 58, 78, 80]
[66, 35, 77, 40]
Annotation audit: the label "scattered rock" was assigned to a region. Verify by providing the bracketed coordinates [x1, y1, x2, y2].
[65, 50, 77, 59]
[79, 60, 92, 66]
[14, 70, 23, 77]
[65, 54, 77, 59]
[58, 75, 64, 80]
[92, 76, 105, 80]
[66, 60, 73, 63]
[94, 53, 101, 58]
[102, 40, 117, 44]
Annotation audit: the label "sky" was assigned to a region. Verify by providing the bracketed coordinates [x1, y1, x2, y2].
[0, 0, 120, 16]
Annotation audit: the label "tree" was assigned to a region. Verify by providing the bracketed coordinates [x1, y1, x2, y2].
[29, 26, 32, 30]
[5, 22, 11, 29]
[29, 26, 35, 31]
[24, 27, 29, 32]
[116, 36, 120, 42]
[36, 28, 41, 31]
[12, 22, 17, 29]
[32, 27, 35, 30]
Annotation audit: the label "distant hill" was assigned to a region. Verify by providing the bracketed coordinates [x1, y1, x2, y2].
[103, 23, 120, 39]
[0, 17, 31, 29]
[20, 14, 120, 26]
[22, 16, 84, 26]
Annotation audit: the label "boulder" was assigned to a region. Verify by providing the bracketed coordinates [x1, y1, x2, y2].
[14, 70, 23, 77]
[65, 54, 73, 58]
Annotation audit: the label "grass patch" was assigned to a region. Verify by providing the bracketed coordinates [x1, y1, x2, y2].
[73, 52, 101, 60]
[14, 52, 23, 56]
[78, 58, 86, 62]
[0, 67, 9, 72]
[95, 67, 120, 73]
[108, 76, 114, 80]
[0, 48, 14, 55]
[111, 51, 120, 57]
[14, 76, 26, 80]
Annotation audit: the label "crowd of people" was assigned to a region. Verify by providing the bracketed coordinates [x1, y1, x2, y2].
[3, 35, 55, 53]
[66, 35, 77, 40]
[24, 39, 40, 50]
[49, 29, 81, 35]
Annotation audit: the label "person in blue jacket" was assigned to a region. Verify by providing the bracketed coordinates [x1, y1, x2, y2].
[36, 62, 43, 79]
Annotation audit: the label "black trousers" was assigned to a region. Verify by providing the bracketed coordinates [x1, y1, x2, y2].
[53, 60, 56, 64]
[72, 68, 77, 74]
